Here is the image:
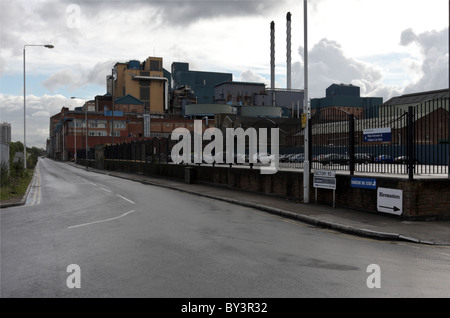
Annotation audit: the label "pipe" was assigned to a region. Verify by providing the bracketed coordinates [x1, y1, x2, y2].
[270, 21, 276, 106]
[287, 12, 292, 90]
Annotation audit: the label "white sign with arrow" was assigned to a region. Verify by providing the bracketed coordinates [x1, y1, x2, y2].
[377, 188, 403, 215]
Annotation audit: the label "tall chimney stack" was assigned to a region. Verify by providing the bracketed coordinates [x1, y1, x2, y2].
[270, 21, 276, 106]
[286, 12, 292, 90]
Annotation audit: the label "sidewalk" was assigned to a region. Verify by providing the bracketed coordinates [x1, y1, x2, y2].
[69, 163, 450, 246]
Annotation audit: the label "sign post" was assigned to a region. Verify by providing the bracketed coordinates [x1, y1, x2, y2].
[377, 187, 403, 215]
[313, 170, 336, 207]
[363, 128, 392, 143]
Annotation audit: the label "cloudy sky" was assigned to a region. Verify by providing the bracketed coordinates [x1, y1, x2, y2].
[0, 0, 448, 148]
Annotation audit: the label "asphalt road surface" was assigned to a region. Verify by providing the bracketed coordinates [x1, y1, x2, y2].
[1, 158, 449, 298]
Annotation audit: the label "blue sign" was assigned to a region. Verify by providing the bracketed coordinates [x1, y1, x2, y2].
[363, 128, 392, 143]
[351, 178, 377, 189]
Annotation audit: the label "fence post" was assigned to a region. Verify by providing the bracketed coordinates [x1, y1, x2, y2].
[407, 106, 415, 181]
[448, 98, 450, 178]
[349, 114, 355, 175]
[166, 138, 169, 164]
[158, 138, 161, 163]
[308, 117, 312, 163]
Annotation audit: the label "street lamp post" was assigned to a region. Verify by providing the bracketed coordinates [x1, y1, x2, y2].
[23, 44, 54, 169]
[71, 97, 88, 170]
[74, 117, 77, 163]
[303, 0, 310, 203]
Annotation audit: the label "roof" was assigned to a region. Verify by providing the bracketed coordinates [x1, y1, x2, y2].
[384, 89, 449, 106]
[114, 94, 144, 105]
[215, 81, 266, 88]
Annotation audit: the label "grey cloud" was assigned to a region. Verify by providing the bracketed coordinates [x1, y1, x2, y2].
[294, 38, 386, 99]
[0, 55, 5, 75]
[240, 69, 268, 84]
[42, 60, 115, 92]
[86, 60, 116, 86]
[401, 27, 449, 94]
[67, 0, 286, 27]
[0, 93, 72, 147]
[292, 27, 448, 102]
[42, 68, 85, 92]
[0, 0, 83, 56]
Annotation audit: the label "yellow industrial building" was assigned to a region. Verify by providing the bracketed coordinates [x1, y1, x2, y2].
[112, 57, 167, 115]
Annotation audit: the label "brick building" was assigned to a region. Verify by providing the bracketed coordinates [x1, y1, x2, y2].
[48, 103, 214, 161]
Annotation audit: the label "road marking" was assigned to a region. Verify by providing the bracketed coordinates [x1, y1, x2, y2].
[116, 194, 135, 204]
[26, 163, 41, 206]
[100, 187, 112, 193]
[68, 210, 136, 229]
[90, 182, 97, 187]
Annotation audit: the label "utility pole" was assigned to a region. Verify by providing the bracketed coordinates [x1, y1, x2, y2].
[303, 0, 310, 203]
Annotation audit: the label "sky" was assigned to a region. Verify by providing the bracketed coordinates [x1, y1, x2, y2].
[0, 0, 448, 149]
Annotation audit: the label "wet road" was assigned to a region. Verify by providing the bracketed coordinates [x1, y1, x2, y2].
[1, 158, 449, 297]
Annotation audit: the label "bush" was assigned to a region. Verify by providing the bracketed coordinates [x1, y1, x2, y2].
[9, 159, 25, 193]
[0, 162, 9, 187]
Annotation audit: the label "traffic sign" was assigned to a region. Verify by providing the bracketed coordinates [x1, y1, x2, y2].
[301, 113, 307, 128]
[351, 177, 377, 189]
[313, 170, 336, 190]
[313, 170, 337, 207]
[314, 169, 336, 178]
[377, 187, 403, 215]
[364, 127, 392, 143]
[313, 176, 336, 190]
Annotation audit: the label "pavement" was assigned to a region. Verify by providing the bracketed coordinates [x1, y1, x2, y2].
[3, 161, 450, 246]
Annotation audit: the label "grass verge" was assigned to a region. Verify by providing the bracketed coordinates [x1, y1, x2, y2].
[0, 169, 34, 202]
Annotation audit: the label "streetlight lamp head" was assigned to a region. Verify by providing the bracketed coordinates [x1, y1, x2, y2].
[45, 45, 54, 49]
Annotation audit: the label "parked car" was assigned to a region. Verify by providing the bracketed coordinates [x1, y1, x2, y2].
[314, 154, 329, 162]
[319, 153, 349, 165]
[252, 152, 272, 163]
[354, 153, 374, 164]
[280, 154, 294, 163]
[374, 155, 393, 163]
[394, 156, 420, 164]
[288, 153, 305, 163]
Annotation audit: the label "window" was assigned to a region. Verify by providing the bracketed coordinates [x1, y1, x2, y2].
[88, 131, 107, 136]
[113, 122, 126, 129]
[140, 87, 150, 100]
[89, 121, 106, 128]
[150, 60, 160, 71]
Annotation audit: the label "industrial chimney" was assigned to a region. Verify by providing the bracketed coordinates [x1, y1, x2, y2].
[270, 21, 276, 106]
[286, 12, 292, 90]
